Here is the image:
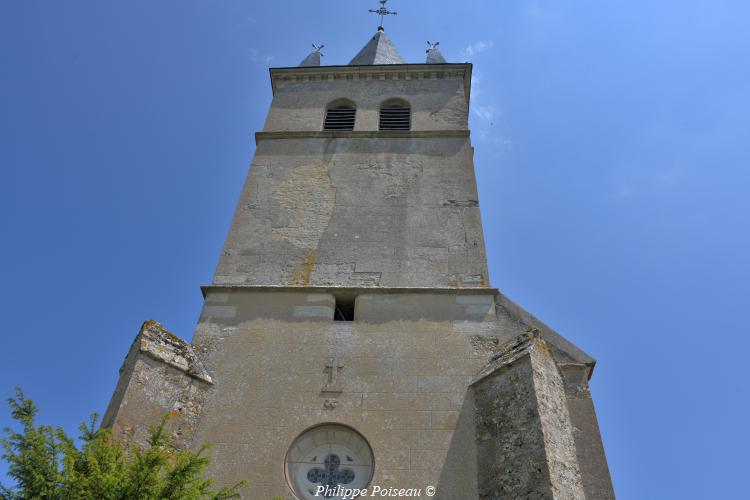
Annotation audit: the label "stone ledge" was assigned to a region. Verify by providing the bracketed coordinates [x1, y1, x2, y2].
[254, 130, 470, 144]
[470, 329, 544, 386]
[200, 285, 498, 298]
[136, 320, 213, 385]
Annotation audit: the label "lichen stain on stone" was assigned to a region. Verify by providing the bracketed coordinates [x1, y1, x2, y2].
[290, 250, 316, 286]
[141, 319, 161, 330]
[270, 162, 335, 250]
[136, 320, 214, 385]
[470, 335, 500, 354]
[301, 250, 315, 286]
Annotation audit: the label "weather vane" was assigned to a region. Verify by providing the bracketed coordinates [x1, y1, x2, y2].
[369, 0, 397, 30]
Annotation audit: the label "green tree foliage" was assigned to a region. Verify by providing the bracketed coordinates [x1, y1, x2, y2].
[0, 388, 245, 500]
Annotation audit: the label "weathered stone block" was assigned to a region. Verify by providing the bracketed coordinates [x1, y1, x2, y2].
[471, 331, 585, 499]
[102, 320, 212, 450]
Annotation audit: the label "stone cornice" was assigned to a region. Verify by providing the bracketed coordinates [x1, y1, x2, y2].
[269, 63, 473, 109]
[254, 129, 470, 144]
[471, 330, 543, 386]
[201, 285, 498, 298]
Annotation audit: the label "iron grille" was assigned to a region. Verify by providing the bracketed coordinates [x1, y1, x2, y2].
[379, 106, 411, 130]
[323, 107, 356, 130]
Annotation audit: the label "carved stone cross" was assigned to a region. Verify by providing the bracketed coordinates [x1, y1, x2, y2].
[322, 357, 344, 393]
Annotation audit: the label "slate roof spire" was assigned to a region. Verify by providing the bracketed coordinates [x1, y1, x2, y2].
[350, 0, 404, 66]
[349, 29, 405, 65]
[426, 41, 447, 64]
[298, 44, 324, 67]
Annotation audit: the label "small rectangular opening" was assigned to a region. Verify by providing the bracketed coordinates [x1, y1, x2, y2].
[334, 297, 355, 321]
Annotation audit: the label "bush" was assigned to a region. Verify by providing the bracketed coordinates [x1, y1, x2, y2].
[0, 388, 245, 499]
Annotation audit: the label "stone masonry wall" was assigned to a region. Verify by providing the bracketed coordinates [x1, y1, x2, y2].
[213, 68, 487, 289]
[189, 289, 503, 499]
[471, 332, 585, 499]
[214, 137, 487, 288]
[264, 72, 469, 133]
[560, 364, 616, 499]
[105, 292, 608, 499]
[102, 321, 213, 450]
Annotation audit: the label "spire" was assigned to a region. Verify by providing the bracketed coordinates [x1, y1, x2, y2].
[426, 41, 446, 64]
[298, 44, 324, 67]
[350, 0, 404, 65]
[349, 30, 405, 65]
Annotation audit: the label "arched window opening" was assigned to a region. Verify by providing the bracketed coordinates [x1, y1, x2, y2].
[323, 99, 356, 131]
[379, 99, 411, 130]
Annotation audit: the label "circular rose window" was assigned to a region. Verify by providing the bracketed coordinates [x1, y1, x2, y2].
[285, 424, 374, 500]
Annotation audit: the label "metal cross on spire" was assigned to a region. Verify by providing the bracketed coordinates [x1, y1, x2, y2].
[369, 0, 397, 31]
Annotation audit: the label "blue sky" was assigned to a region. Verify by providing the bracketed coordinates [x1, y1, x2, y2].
[1, 1, 749, 498]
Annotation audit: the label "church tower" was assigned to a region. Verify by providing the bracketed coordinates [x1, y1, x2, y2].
[103, 8, 614, 499]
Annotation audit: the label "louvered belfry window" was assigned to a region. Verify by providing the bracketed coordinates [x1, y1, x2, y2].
[379, 101, 411, 130]
[323, 106, 356, 131]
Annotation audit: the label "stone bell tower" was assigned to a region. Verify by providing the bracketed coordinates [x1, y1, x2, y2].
[102, 13, 615, 500]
